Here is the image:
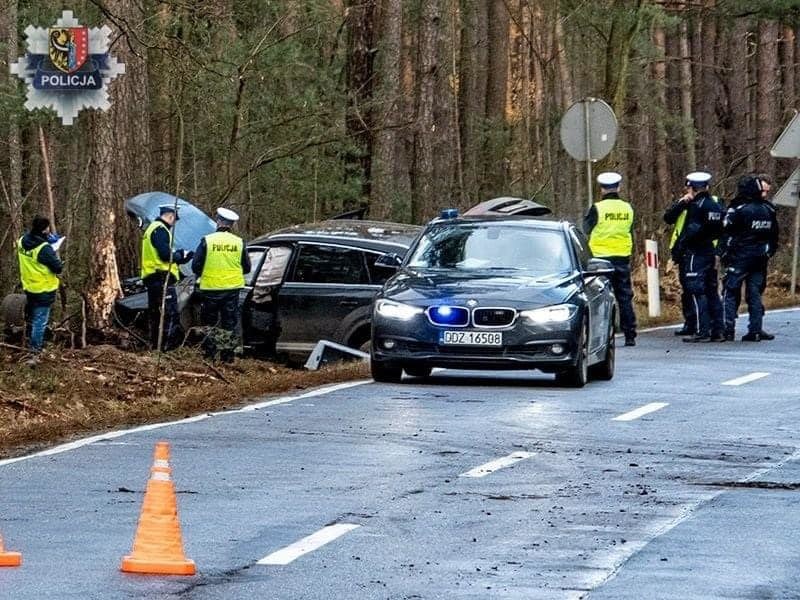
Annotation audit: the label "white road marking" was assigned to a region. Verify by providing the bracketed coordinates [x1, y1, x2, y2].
[612, 402, 669, 422]
[257, 523, 360, 566]
[0, 380, 370, 468]
[459, 451, 533, 478]
[721, 372, 770, 386]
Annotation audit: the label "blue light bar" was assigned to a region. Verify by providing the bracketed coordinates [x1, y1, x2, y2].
[440, 208, 459, 219]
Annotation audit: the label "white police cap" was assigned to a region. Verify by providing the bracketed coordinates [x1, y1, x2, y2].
[597, 172, 622, 188]
[216, 207, 240, 223]
[685, 171, 712, 186]
[158, 204, 177, 213]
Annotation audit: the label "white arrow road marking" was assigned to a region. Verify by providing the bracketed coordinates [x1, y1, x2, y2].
[722, 372, 770, 386]
[257, 524, 360, 566]
[613, 402, 669, 422]
[459, 451, 533, 478]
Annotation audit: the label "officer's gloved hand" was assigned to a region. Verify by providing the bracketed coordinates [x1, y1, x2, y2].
[183, 250, 195, 263]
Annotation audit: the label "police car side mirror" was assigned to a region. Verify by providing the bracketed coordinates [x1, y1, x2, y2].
[582, 258, 614, 278]
[375, 253, 403, 270]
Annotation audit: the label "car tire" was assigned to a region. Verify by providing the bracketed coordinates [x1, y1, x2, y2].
[371, 359, 403, 383]
[589, 315, 615, 381]
[555, 319, 588, 388]
[2, 293, 26, 328]
[404, 365, 432, 378]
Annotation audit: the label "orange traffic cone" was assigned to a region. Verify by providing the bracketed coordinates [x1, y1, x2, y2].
[0, 532, 21, 567]
[121, 441, 196, 575]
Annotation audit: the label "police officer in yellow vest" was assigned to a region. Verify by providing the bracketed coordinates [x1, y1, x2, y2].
[191, 208, 251, 362]
[583, 172, 637, 346]
[17, 216, 63, 363]
[141, 204, 193, 350]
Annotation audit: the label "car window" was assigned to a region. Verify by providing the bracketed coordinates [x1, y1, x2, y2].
[569, 228, 591, 268]
[367, 252, 398, 285]
[253, 245, 292, 303]
[407, 223, 571, 275]
[288, 243, 369, 285]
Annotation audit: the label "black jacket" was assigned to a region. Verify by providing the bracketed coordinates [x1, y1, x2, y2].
[671, 191, 723, 257]
[20, 231, 63, 305]
[721, 198, 779, 261]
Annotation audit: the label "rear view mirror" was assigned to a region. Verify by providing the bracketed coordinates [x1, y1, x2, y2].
[374, 253, 403, 269]
[583, 258, 614, 277]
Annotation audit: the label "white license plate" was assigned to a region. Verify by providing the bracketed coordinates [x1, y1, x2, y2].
[441, 330, 503, 346]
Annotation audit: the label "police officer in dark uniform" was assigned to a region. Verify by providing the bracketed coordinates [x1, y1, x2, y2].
[670, 172, 724, 343]
[664, 183, 696, 336]
[140, 205, 193, 350]
[584, 172, 637, 346]
[720, 175, 779, 341]
[192, 208, 251, 362]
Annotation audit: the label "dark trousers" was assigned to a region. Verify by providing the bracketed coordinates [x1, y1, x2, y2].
[145, 275, 181, 351]
[677, 259, 696, 332]
[24, 294, 54, 354]
[199, 290, 241, 362]
[722, 256, 767, 335]
[682, 253, 722, 337]
[608, 258, 637, 338]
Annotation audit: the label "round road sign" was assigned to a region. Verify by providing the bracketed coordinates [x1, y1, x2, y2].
[560, 98, 618, 162]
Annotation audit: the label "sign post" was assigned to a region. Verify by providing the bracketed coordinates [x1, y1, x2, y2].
[770, 112, 800, 296]
[560, 98, 618, 210]
[645, 239, 661, 317]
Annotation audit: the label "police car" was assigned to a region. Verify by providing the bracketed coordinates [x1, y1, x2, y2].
[370, 210, 618, 387]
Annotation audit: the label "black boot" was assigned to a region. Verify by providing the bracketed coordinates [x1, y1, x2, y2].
[674, 326, 695, 336]
[683, 335, 711, 343]
[741, 332, 761, 342]
[757, 330, 775, 341]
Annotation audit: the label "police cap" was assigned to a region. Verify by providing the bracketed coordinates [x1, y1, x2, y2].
[216, 207, 240, 223]
[158, 204, 179, 220]
[596, 172, 622, 188]
[685, 171, 712, 188]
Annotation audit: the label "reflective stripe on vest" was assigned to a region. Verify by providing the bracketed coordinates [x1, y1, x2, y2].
[199, 231, 245, 291]
[588, 199, 634, 257]
[17, 237, 59, 294]
[140, 221, 179, 279]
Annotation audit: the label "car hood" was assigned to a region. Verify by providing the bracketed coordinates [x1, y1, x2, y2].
[382, 268, 580, 308]
[125, 192, 217, 276]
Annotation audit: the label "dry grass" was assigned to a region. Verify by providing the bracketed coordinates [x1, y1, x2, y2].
[0, 345, 367, 459]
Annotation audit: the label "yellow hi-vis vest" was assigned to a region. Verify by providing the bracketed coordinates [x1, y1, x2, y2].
[140, 220, 179, 280]
[17, 237, 59, 294]
[588, 198, 634, 257]
[199, 231, 245, 291]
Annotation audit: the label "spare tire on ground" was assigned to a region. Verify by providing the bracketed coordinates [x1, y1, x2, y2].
[2, 293, 26, 328]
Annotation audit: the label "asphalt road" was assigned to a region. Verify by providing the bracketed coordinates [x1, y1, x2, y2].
[3, 309, 800, 599]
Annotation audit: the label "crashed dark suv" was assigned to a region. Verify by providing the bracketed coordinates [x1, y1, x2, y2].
[115, 193, 421, 358]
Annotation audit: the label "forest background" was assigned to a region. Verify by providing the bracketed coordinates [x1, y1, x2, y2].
[1, 0, 799, 334]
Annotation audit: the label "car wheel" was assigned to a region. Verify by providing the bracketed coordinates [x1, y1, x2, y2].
[589, 316, 615, 381]
[404, 365, 432, 378]
[555, 319, 588, 388]
[371, 359, 403, 383]
[2, 293, 26, 328]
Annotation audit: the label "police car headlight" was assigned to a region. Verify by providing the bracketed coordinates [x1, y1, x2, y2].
[520, 304, 577, 324]
[376, 299, 423, 321]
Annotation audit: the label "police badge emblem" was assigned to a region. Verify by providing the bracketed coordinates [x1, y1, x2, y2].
[49, 27, 89, 74]
[10, 11, 125, 125]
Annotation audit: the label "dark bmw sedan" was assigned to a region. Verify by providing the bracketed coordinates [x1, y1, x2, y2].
[370, 215, 618, 387]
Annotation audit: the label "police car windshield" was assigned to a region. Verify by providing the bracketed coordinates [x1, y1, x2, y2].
[407, 223, 571, 274]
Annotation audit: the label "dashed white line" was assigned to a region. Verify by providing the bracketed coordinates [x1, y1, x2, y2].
[612, 402, 669, 422]
[257, 523, 360, 565]
[459, 451, 533, 478]
[721, 372, 770, 386]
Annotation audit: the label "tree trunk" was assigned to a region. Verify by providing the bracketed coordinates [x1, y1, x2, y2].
[757, 21, 780, 175]
[678, 18, 696, 168]
[3, 0, 22, 245]
[483, 0, 509, 194]
[652, 25, 670, 216]
[459, 0, 488, 201]
[411, 0, 440, 221]
[345, 0, 377, 199]
[371, 0, 409, 219]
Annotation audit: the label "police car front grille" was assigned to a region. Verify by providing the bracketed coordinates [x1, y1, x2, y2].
[472, 308, 516, 327]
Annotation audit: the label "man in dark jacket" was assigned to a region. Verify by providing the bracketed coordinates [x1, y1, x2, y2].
[721, 175, 779, 341]
[16, 216, 63, 364]
[140, 205, 193, 350]
[664, 183, 696, 336]
[669, 172, 725, 343]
